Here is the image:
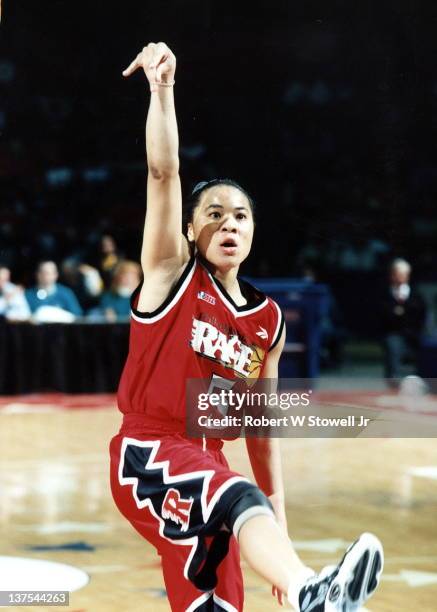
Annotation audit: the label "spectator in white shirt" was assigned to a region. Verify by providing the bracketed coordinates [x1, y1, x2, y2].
[0, 266, 31, 322]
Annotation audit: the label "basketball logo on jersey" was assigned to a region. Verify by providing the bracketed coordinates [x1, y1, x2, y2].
[191, 317, 265, 379]
[197, 290, 216, 305]
[162, 488, 193, 532]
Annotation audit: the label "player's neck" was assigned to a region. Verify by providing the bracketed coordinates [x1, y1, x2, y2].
[199, 255, 245, 303]
[211, 267, 247, 306]
[214, 268, 239, 293]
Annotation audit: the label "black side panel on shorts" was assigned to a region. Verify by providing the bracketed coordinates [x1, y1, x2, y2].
[189, 481, 264, 591]
[191, 531, 231, 592]
[190, 593, 231, 611]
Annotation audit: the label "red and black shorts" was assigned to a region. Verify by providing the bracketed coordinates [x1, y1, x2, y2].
[110, 431, 273, 612]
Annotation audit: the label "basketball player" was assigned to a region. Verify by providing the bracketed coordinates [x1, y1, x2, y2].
[110, 42, 383, 611]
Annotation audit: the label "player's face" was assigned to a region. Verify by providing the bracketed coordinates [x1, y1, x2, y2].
[188, 186, 254, 271]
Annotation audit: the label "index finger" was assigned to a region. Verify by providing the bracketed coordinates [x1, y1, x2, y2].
[122, 55, 141, 77]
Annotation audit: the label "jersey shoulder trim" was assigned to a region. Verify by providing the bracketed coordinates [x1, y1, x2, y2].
[268, 300, 285, 352]
[131, 257, 197, 324]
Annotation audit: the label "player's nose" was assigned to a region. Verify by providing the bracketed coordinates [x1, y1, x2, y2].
[220, 214, 238, 232]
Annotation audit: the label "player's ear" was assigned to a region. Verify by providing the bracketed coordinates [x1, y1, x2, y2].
[187, 223, 194, 242]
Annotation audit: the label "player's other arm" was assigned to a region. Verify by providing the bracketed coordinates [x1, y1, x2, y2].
[245, 326, 287, 532]
[122, 43, 188, 302]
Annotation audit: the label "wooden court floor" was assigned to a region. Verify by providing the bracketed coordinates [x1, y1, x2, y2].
[0, 399, 436, 611]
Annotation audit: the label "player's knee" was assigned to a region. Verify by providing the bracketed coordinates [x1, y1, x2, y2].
[225, 483, 275, 538]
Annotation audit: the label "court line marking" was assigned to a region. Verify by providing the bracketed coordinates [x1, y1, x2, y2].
[0, 403, 115, 414]
[382, 570, 437, 587]
[407, 466, 437, 480]
[0, 453, 106, 467]
[294, 538, 349, 553]
[297, 556, 437, 566]
[18, 522, 111, 534]
[81, 564, 128, 573]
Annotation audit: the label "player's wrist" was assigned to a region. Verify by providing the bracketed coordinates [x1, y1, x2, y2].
[150, 79, 175, 93]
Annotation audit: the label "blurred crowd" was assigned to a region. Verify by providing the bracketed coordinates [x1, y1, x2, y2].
[0, 234, 141, 323]
[295, 257, 428, 382]
[0, 240, 429, 385]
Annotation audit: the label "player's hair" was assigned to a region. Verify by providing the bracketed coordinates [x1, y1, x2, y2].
[182, 178, 255, 236]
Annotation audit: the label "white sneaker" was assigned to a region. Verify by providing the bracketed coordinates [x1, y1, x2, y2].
[297, 533, 384, 611]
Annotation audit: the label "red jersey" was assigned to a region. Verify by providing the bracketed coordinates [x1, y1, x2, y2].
[117, 256, 284, 434]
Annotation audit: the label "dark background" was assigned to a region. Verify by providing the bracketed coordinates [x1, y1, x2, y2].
[1, 0, 437, 334]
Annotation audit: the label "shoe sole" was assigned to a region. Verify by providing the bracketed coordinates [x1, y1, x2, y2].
[324, 533, 384, 612]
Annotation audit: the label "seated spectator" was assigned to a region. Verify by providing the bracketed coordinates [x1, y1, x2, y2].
[0, 265, 31, 322]
[97, 234, 123, 287]
[99, 260, 141, 321]
[26, 261, 83, 322]
[379, 258, 427, 385]
[61, 257, 103, 311]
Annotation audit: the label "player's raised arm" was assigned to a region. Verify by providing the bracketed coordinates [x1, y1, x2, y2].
[123, 42, 187, 276]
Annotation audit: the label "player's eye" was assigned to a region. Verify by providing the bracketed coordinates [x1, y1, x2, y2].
[209, 212, 221, 219]
[236, 213, 247, 220]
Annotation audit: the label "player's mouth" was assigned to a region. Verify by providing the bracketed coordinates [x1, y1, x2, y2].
[219, 237, 238, 255]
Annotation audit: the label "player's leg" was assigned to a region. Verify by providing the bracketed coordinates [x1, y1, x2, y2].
[109, 435, 247, 609]
[236, 512, 383, 611]
[237, 513, 313, 601]
[110, 434, 383, 611]
[160, 544, 213, 612]
[160, 536, 244, 612]
[214, 535, 244, 612]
